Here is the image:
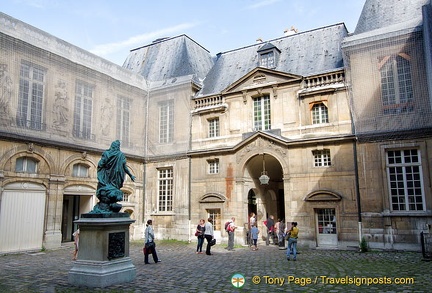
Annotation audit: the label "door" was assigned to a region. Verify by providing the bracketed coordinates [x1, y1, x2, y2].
[316, 208, 338, 247]
[0, 182, 46, 253]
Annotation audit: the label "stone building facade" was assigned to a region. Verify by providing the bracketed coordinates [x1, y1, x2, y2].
[1, 0, 432, 253]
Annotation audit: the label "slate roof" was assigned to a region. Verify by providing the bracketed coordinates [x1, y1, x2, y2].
[197, 23, 348, 98]
[122, 35, 214, 84]
[354, 0, 429, 35]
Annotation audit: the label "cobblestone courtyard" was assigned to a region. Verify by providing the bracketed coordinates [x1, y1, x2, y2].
[0, 240, 430, 292]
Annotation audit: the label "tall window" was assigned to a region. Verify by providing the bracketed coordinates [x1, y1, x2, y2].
[73, 81, 93, 139]
[253, 95, 271, 131]
[207, 209, 221, 231]
[313, 149, 331, 167]
[158, 168, 173, 212]
[208, 118, 219, 138]
[387, 149, 424, 211]
[17, 62, 46, 130]
[16, 157, 38, 173]
[317, 209, 337, 234]
[311, 102, 329, 124]
[380, 54, 413, 114]
[260, 51, 275, 68]
[72, 163, 89, 177]
[159, 100, 174, 143]
[117, 96, 130, 144]
[208, 159, 219, 174]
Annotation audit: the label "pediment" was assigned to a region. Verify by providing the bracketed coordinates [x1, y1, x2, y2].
[222, 67, 302, 94]
[304, 190, 342, 202]
[199, 192, 227, 203]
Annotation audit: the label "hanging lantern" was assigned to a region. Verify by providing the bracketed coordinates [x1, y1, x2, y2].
[259, 154, 270, 185]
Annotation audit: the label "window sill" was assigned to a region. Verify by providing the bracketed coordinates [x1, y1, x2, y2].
[151, 212, 176, 216]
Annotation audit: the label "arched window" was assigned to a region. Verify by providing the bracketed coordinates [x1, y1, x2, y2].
[311, 102, 329, 124]
[16, 157, 38, 173]
[379, 54, 413, 114]
[72, 163, 89, 177]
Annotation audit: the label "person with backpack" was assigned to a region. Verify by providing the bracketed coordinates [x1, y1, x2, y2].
[286, 222, 299, 261]
[265, 215, 275, 246]
[225, 217, 237, 251]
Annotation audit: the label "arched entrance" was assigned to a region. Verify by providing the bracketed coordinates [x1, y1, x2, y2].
[244, 153, 284, 224]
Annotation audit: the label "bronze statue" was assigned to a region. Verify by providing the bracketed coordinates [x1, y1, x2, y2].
[91, 140, 136, 213]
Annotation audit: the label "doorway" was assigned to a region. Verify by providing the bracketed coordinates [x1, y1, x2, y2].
[61, 195, 92, 242]
[316, 208, 338, 247]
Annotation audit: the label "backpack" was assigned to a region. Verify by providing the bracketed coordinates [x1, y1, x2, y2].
[225, 221, 230, 232]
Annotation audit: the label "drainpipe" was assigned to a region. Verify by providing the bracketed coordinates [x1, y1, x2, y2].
[188, 91, 194, 243]
[142, 80, 150, 227]
[353, 138, 362, 246]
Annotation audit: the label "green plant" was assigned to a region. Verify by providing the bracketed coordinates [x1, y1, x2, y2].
[359, 237, 368, 253]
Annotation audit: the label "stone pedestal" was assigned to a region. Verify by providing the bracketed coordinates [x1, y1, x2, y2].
[68, 213, 136, 288]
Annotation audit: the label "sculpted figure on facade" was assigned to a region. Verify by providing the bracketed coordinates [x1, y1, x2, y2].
[53, 80, 69, 130]
[91, 140, 136, 213]
[0, 64, 13, 124]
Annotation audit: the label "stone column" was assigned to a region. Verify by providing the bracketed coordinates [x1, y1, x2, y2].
[43, 175, 65, 249]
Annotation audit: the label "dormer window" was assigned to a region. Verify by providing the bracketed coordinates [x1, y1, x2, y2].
[257, 42, 280, 69]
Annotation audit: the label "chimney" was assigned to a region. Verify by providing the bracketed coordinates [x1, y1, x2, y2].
[284, 26, 299, 36]
[256, 37, 264, 43]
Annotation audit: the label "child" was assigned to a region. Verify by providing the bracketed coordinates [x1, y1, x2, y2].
[251, 223, 259, 251]
[72, 228, 80, 260]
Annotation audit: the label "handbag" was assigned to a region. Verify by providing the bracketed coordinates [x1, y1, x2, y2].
[145, 241, 155, 249]
[195, 231, 199, 237]
[210, 238, 216, 246]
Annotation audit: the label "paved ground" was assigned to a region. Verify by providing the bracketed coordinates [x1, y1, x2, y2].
[0, 240, 430, 292]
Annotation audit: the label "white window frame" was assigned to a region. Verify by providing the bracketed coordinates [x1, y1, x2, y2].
[313, 149, 331, 167]
[72, 163, 89, 177]
[311, 102, 329, 124]
[16, 157, 38, 173]
[207, 208, 221, 231]
[386, 149, 425, 212]
[17, 62, 46, 130]
[208, 159, 219, 174]
[158, 168, 173, 212]
[159, 100, 174, 143]
[253, 95, 271, 131]
[379, 53, 413, 114]
[117, 96, 131, 145]
[73, 81, 93, 140]
[208, 118, 220, 138]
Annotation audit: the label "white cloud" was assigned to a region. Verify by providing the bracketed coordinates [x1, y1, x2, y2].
[90, 22, 198, 56]
[246, 0, 281, 10]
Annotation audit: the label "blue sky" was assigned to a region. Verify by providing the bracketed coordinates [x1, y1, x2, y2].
[1, 0, 366, 66]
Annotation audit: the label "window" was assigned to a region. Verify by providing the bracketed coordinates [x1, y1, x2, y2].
[311, 102, 329, 124]
[253, 95, 271, 131]
[386, 149, 425, 211]
[17, 62, 46, 130]
[208, 118, 219, 138]
[122, 192, 130, 202]
[117, 96, 130, 144]
[379, 54, 413, 114]
[208, 159, 219, 174]
[72, 163, 89, 177]
[313, 149, 331, 167]
[16, 157, 38, 173]
[158, 168, 173, 212]
[260, 51, 275, 68]
[159, 100, 174, 143]
[207, 209, 221, 231]
[73, 81, 93, 139]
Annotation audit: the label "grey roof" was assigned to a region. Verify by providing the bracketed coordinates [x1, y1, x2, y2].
[354, 0, 429, 34]
[197, 24, 348, 98]
[122, 35, 214, 83]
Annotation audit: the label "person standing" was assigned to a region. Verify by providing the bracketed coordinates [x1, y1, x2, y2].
[250, 223, 259, 251]
[278, 220, 286, 248]
[249, 213, 256, 246]
[196, 219, 206, 254]
[144, 219, 161, 264]
[286, 222, 299, 261]
[204, 217, 214, 255]
[72, 228, 80, 260]
[227, 217, 237, 251]
[265, 215, 275, 246]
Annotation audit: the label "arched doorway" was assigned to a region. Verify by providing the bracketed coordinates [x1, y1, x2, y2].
[244, 153, 284, 224]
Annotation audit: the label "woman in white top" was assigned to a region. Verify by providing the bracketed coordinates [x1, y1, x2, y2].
[204, 217, 214, 255]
